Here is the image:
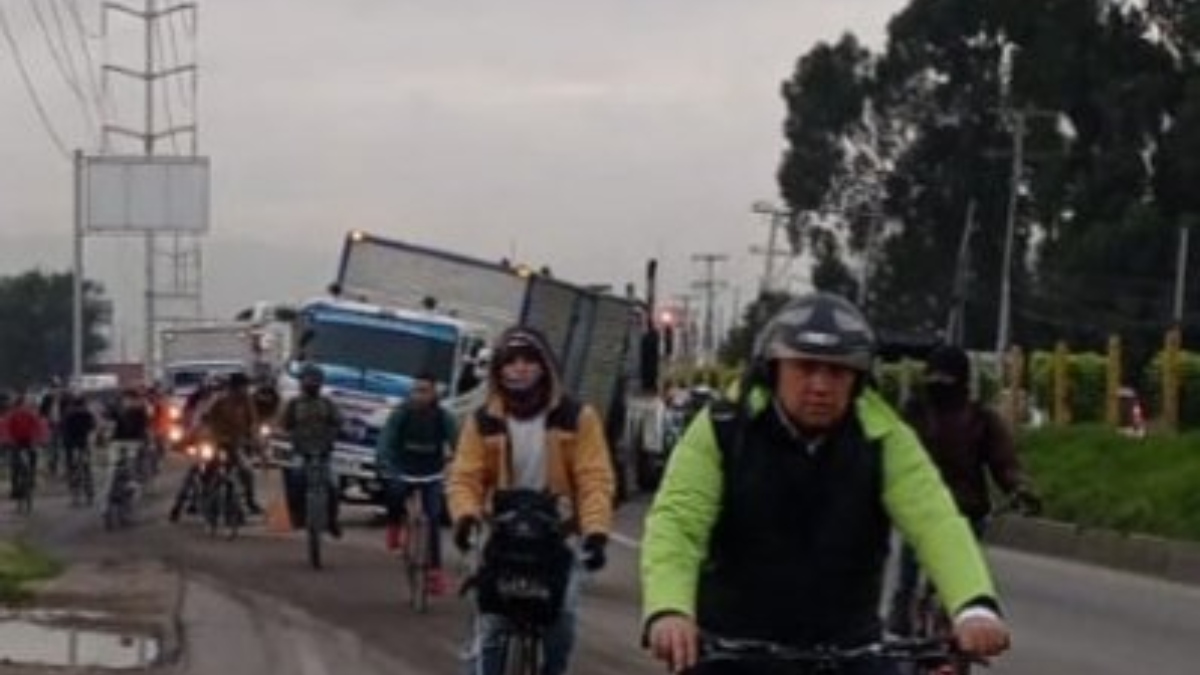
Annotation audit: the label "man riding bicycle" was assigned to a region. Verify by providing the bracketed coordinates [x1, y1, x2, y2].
[448, 326, 615, 675]
[641, 292, 1011, 674]
[199, 373, 263, 515]
[885, 344, 1041, 637]
[376, 370, 458, 594]
[281, 364, 342, 538]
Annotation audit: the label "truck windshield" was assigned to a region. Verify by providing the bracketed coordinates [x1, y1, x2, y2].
[299, 313, 456, 383]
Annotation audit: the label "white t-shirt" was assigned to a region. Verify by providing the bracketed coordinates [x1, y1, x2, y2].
[506, 414, 548, 489]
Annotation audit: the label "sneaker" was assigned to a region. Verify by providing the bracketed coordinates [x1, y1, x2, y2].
[168, 506, 181, 523]
[386, 524, 403, 551]
[427, 568, 448, 596]
[328, 520, 343, 539]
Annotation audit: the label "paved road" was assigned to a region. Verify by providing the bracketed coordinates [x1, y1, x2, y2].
[17, 457, 1200, 674]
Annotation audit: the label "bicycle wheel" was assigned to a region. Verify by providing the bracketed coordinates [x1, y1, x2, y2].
[501, 631, 541, 675]
[15, 459, 33, 515]
[203, 481, 222, 536]
[224, 480, 243, 540]
[406, 514, 429, 612]
[307, 484, 325, 570]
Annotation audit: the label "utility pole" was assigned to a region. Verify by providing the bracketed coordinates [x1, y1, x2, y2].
[691, 253, 728, 366]
[945, 200, 978, 346]
[103, 0, 200, 381]
[750, 202, 793, 296]
[1174, 225, 1191, 325]
[995, 109, 1025, 360]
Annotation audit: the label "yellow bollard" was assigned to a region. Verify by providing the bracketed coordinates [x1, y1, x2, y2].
[1053, 341, 1070, 426]
[1164, 327, 1182, 431]
[1106, 335, 1121, 427]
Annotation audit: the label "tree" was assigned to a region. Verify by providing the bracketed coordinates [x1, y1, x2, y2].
[0, 270, 109, 388]
[775, 0, 1193, 366]
[719, 291, 793, 366]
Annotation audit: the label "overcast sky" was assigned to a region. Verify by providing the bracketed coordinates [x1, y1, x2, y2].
[0, 0, 906, 360]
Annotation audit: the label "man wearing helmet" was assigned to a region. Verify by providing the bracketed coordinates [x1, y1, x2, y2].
[641, 292, 1011, 674]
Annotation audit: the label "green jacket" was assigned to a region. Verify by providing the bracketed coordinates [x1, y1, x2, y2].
[641, 388, 997, 624]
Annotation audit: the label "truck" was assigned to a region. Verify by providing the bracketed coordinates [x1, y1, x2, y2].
[270, 230, 640, 505]
[158, 323, 264, 399]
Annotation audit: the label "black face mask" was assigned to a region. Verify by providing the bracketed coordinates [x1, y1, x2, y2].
[925, 382, 966, 408]
[301, 383, 321, 397]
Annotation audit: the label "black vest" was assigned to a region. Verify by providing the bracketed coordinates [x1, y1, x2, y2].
[697, 404, 891, 647]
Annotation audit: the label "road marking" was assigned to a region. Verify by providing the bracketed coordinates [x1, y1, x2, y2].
[610, 532, 641, 550]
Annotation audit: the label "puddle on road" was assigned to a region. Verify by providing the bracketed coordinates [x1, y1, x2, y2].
[0, 610, 160, 669]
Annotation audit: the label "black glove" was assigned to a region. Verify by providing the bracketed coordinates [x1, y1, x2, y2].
[581, 533, 608, 572]
[453, 516, 480, 552]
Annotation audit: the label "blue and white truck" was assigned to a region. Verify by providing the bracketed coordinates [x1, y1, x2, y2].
[271, 231, 639, 505]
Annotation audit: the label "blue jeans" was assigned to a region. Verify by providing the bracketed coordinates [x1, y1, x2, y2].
[387, 477, 444, 568]
[467, 559, 582, 675]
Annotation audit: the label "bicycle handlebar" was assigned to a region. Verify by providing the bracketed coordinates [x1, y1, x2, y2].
[694, 633, 966, 669]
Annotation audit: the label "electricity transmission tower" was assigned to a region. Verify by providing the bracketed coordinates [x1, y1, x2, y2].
[102, 0, 203, 379]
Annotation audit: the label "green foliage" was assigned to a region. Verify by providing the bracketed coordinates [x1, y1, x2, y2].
[1028, 350, 1109, 422]
[1021, 425, 1200, 540]
[0, 540, 61, 602]
[0, 270, 109, 388]
[875, 360, 923, 407]
[1141, 350, 1200, 426]
[718, 291, 793, 367]
[775, 0, 1200, 356]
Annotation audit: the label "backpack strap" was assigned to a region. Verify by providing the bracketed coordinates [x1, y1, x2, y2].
[707, 400, 745, 470]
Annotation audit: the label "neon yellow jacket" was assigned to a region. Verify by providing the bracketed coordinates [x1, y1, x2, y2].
[641, 388, 997, 623]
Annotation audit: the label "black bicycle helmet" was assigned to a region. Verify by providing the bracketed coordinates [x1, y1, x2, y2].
[752, 292, 875, 372]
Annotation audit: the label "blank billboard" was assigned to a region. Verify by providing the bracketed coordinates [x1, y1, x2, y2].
[84, 156, 210, 233]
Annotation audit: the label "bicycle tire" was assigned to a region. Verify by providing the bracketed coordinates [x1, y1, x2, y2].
[224, 480, 243, 540]
[203, 481, 222, 536]
[501, 631, 541, 675]
[307, 484, 325, 570]
[407, 514, 429, 613]
[15, 460, 33, 515]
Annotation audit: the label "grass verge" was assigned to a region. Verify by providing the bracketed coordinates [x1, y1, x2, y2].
[0, 539, 62, 603]
[1020, 424, 1200, 540]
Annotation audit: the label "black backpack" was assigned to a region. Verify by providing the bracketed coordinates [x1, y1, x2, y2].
[474, 488, 573, 627]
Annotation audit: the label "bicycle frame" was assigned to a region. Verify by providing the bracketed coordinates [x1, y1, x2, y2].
[305, 453, 331, 569]
[10, 446, 35, 514]
[397, 472, 444, 613]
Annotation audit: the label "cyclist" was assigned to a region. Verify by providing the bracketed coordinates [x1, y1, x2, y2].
[5, 393, 42, 499]
[280, 364, 342, 538]
[885, 344, 1041, 636]
[376, 370, 458, 593]
[641, 292, 1010, 674]
[60, 393, 97, 484]
[201, 373, 263, 514]
[448, 326, 615, 675]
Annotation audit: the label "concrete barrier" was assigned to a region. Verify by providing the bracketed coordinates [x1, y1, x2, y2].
[987, 516, 1200, 586]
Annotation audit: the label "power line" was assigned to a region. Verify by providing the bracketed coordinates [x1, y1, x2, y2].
[0, 3, 72, 158]
[48, 0, 99, 121]
[62, 0, 110, 123]
[27, 0, 97, 137]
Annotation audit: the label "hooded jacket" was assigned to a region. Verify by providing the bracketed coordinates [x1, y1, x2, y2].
[446, 326, 615, 537]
